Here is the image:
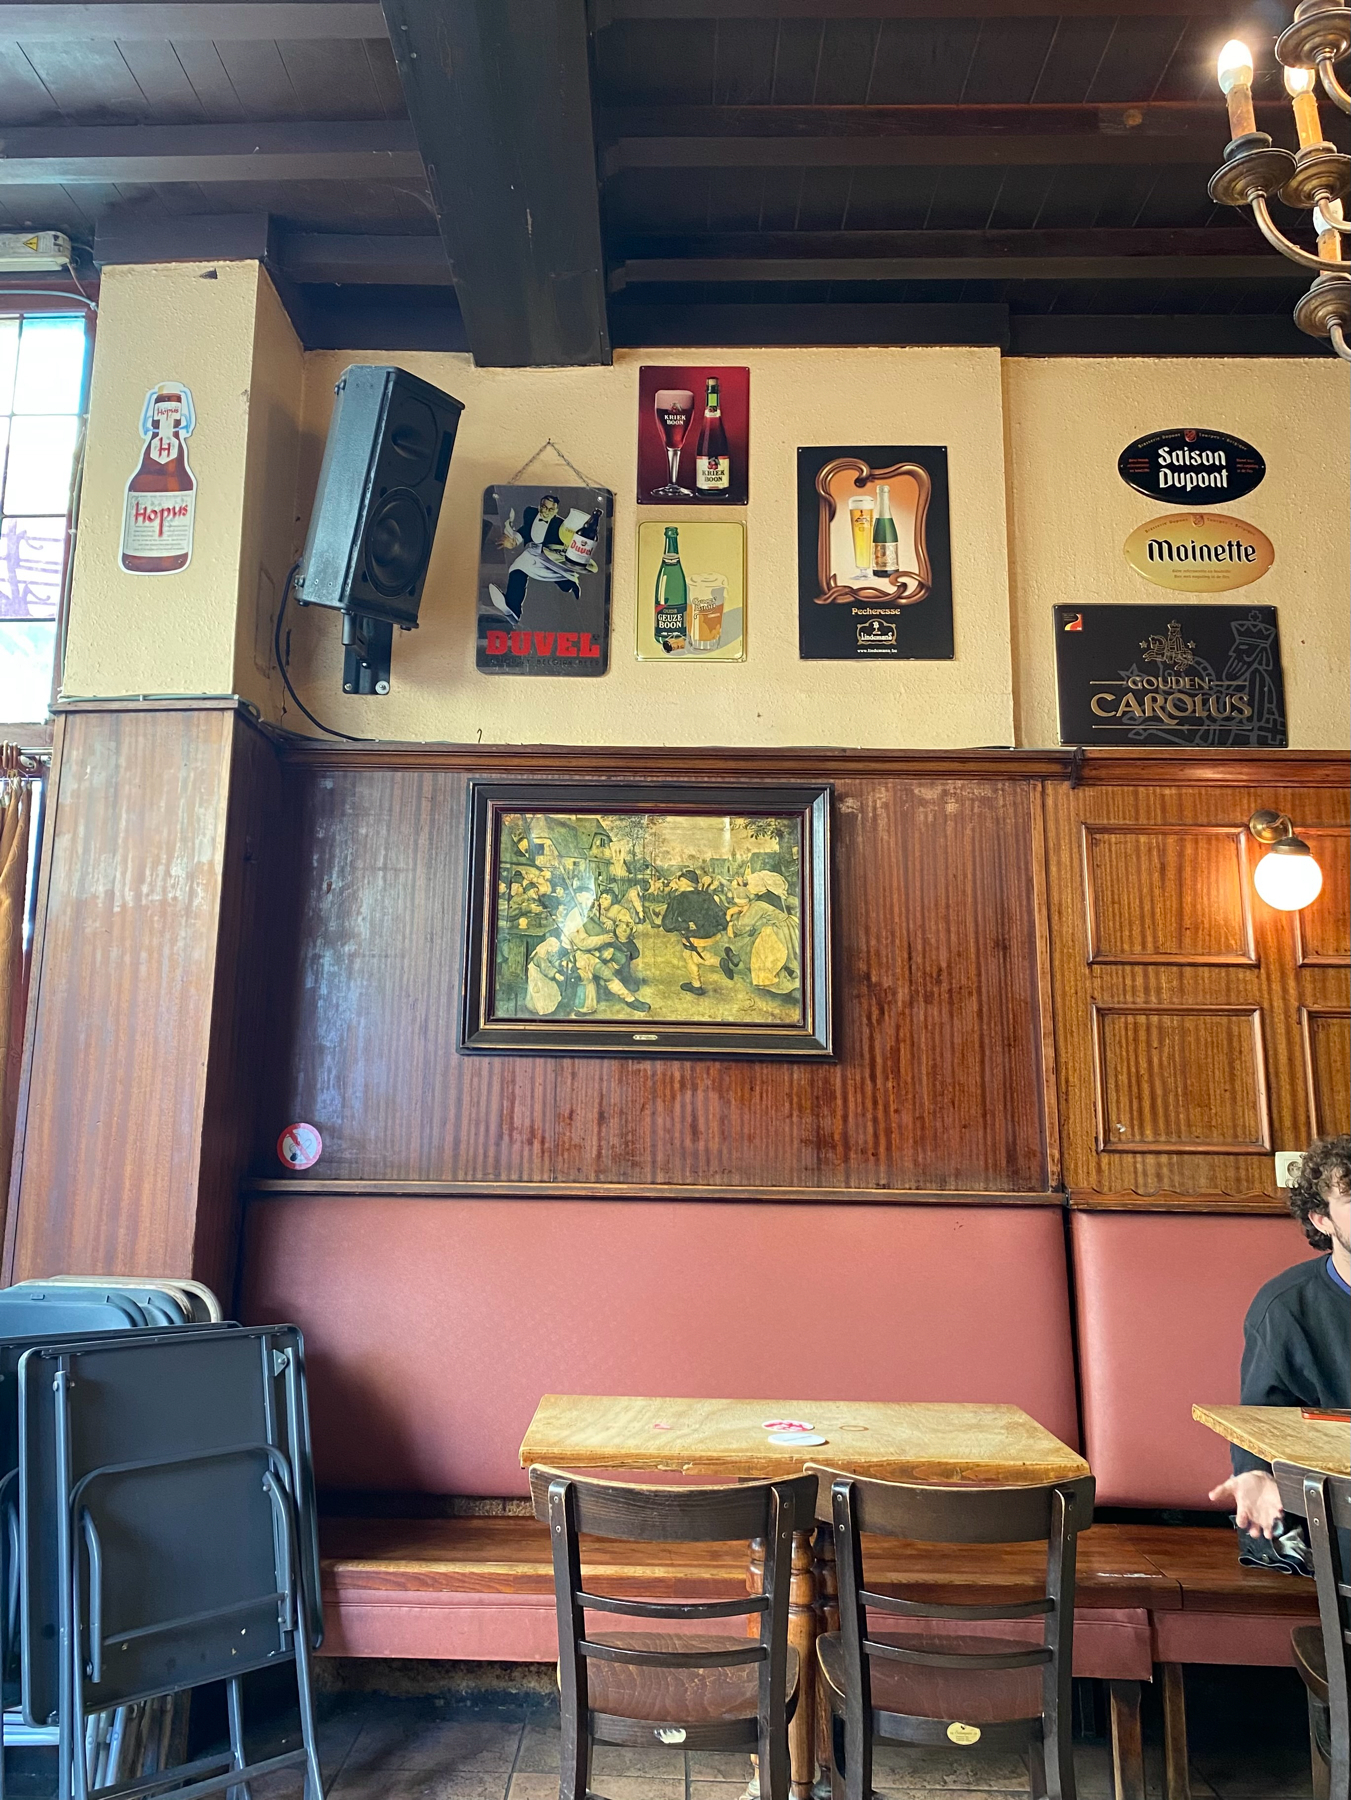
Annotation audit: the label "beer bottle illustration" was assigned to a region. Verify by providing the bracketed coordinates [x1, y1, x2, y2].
[694, 376, 730, 496]
[654, 525, 688, 652]
[871, 482, 900, 577]
[120, 383, 197, 574]
[565, 503, 602, 567]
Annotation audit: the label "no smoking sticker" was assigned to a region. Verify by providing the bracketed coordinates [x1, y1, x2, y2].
[277, 1122, 322, 1171]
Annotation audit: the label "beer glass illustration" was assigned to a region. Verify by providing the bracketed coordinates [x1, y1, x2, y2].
[686, 574, 726, 652]
[848, 494, 875, 577]
[651, 388, 696, 497]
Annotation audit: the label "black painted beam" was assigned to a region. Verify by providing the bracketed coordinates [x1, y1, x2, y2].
[379, 0, 609, 367]
[599, 102, 1319, 173]
[0, 122, 421, 184]
[281, 232, 450, 285]
[596, 0, 1276, 18]
[611, 255, 1291, 285]
[5, 1, 385, 35]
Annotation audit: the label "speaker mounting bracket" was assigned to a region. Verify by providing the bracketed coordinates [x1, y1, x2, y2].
[342, 612, 393, 696]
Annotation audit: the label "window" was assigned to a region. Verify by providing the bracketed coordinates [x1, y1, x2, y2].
[0, 313, 91, 724]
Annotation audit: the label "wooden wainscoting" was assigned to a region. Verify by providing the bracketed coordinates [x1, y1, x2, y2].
[2, 701, 283, 1292]
[1046, 775, 1350, 1209]
[251, 747, 1062, 1200]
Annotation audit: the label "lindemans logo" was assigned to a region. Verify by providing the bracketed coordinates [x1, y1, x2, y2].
[1118, 428, 1265, 504]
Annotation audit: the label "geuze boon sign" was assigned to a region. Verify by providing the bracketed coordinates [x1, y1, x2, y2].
[1123, 512, 1273, 592]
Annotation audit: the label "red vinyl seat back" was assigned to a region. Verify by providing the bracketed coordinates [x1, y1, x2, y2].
[1071, 1211, 1321, 1509]
[239, 1198, 1079, 1496]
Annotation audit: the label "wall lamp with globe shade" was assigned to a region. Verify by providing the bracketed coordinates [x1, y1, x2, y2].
[1248, 810, 1325, 911]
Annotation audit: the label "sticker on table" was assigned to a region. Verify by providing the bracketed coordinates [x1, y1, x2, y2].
[277, 1122, 323, 1170]
[947, 1723, 981, 1745]
[762, 1420, 813, 1432]
[768, 1432, 828, 1447]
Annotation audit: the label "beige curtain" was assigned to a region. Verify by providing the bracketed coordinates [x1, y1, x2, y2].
[0, 779, 32, 1251]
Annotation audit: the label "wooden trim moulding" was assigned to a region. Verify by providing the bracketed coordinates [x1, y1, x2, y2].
[1069, 1190, 1286, 1214]
[242, 1179, 1066, 1206]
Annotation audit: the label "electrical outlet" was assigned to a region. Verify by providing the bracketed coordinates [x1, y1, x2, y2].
[1274, 1150, 1305, 1189]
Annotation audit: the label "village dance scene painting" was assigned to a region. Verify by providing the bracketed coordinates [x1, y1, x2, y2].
[460, 784, 833, 1058]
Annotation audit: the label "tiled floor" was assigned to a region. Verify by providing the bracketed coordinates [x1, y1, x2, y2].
[231, 1691, 1317, 1800]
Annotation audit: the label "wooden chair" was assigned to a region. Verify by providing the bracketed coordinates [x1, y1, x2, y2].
[1273, 1462, 1351, 1800]
[528, 1465, 817, 1800]
[805, 1463, 1095, 1800]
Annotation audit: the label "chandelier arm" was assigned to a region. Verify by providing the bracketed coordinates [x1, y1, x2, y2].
[1316, 55, 1351, 114]
[1251, 194, 1335, 269]
[1330, 320, 1351, 360]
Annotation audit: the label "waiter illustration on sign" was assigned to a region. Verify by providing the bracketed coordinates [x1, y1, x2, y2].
[488, 493, 597, 624]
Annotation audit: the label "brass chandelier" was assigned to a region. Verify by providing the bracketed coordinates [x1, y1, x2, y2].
[1210, 0, 1351, 359]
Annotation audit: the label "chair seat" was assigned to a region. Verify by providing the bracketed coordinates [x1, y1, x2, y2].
[1291, 1624, 1329, 1705]
[817, 1629, 1043, 1726]
[584, 1634, 799, 1726]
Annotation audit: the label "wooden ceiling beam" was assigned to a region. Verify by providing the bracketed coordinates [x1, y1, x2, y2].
[3, 0, 386, 35]
[0, 121, 421, 183]
[596, 0, 1276, 19]
[610, 253, 1295, 285]
[377, 0, 609, 366]
[603, 102, 1293, 141]
[615, 226, 1272, 259]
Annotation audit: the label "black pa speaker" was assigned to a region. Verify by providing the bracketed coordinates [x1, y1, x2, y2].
[296, 364, 464, 694]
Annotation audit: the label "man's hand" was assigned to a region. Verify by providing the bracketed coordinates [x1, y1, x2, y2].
[1208, 1471, 1284, 1538]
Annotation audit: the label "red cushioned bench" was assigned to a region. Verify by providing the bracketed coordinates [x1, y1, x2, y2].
[1071, 1210, 1323, 1797]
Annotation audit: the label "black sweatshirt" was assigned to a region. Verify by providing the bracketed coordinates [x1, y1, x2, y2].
[1232, 1255, 1351, 1476]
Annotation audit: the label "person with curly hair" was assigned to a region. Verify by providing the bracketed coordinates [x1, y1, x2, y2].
[1208, 1135, 1350, 1541]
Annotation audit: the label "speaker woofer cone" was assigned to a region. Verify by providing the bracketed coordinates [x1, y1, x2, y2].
[365, 489, 429, 596]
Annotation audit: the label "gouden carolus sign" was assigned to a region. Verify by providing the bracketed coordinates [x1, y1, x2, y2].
[1123, 511, 1273, 592]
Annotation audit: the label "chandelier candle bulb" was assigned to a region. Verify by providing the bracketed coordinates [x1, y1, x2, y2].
[1284, 64, 1325, 147]
[1314, 198, 1346, 260]
[1218, 39, 1258, 138]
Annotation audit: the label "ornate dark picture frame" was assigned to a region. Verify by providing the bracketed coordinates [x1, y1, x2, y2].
[459, 781, 833, 1058]
[812, 455, 933, 607]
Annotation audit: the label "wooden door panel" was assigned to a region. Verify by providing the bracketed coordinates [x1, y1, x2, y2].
[1294, 828, 1350, 967]
[1083, 825, 1255, 965]
[1301, 1008, 1351, 1138]
[1092, 1005, 1271, 1154]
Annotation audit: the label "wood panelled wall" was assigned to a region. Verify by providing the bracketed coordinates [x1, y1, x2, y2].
[256, 748, 1061, 1199]
[4, 707, 1347, 1286]
[3, 702, 282, 1294]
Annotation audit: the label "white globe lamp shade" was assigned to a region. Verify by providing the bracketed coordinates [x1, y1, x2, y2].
[1253, 844, 1324, 911]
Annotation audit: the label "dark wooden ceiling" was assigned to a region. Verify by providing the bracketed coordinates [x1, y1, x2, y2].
[0, 0, 1339, 362]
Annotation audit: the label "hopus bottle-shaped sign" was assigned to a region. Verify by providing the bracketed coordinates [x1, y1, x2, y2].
[654, 525, 688, 651]
[121, 383, 197, 574]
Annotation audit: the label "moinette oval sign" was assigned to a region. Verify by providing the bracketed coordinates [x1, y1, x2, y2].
[1123, 512, 1274, 592]
[1118, 427, 1265, 503]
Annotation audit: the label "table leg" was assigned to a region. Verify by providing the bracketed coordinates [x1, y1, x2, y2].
[812, 1524, 839, 1800]
[748, 1530, 822, 1800]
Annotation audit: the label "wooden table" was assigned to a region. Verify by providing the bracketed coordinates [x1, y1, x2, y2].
[520, 1395, 1088, 1798]
[1192, 1404, 1351, 1480]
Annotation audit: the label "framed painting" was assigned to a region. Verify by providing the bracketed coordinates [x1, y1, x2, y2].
[797, 446, 953, 661]
[476, 483, 612, 674]
[460, 781, 832, 1058]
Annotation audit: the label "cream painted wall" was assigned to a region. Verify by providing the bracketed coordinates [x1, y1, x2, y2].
[1003, 357, 1351, 750]
[62, 261, 276, 701]
[281, 346, 1014, 747]
[62, 264, 1350, 749]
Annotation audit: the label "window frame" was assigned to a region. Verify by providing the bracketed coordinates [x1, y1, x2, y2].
[0, 288, 97, 739]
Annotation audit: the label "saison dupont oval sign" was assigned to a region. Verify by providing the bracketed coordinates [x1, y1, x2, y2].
[1123, 512, 1274, 592]
[1118, 428, 1266, 503]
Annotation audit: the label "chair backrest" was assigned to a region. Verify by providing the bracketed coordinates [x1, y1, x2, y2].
[1273, 1462, 1351, 1760]
[529, 1465, 816, 1727]
[805, 1463, 1095, 1728]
